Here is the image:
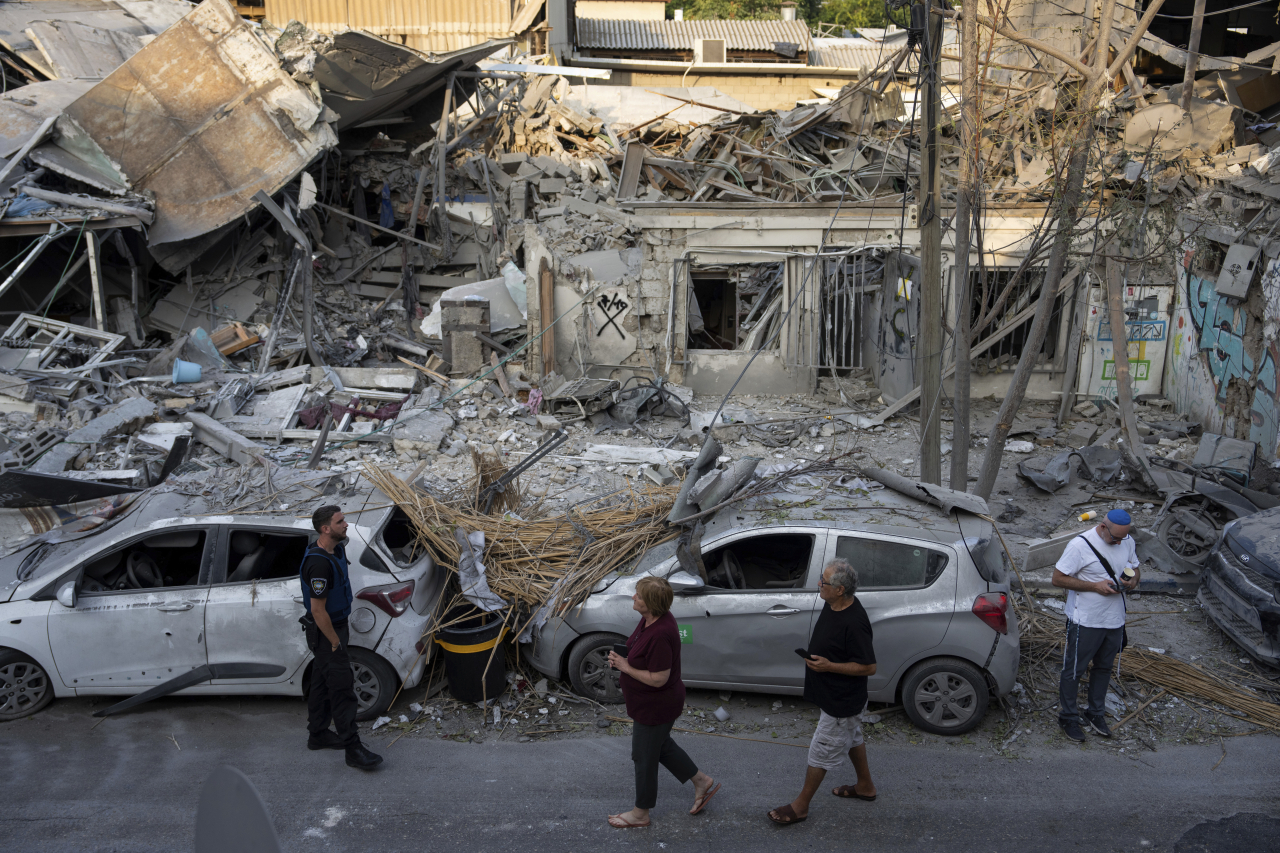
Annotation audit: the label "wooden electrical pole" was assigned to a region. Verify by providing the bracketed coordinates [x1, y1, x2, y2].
[948, 0, 980, 492]
[918, 0, 944, 486]
[1180, 0, 1207, 111]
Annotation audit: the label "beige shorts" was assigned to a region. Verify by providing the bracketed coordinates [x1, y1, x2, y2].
[807, 709, 866, 770]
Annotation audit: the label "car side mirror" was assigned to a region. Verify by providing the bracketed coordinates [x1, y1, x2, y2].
[666, 571, 703, 592]
[56, 580, 77, 608]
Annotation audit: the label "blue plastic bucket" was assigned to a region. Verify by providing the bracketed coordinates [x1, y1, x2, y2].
[172, 359, 202, 383]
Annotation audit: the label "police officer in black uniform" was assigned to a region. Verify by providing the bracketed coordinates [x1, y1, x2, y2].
[300, 505, 382, 770]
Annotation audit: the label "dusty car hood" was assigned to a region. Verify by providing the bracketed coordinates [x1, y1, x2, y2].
[1225, 508, 1280, 578]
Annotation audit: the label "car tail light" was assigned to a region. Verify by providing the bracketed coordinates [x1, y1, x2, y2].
[357, 580, 415, 618]
[972, 592, 1008, 634]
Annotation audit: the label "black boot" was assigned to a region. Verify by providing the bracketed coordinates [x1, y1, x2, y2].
[346, 742, 383, 770]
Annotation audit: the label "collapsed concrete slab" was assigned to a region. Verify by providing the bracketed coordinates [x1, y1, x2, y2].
[29, 397, 157, 473]
[52, 0, 337, 249]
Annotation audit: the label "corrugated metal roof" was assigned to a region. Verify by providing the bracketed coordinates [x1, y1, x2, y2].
[809, 32, 957, 76]
[575, 18, 813, 53]
[264, 0, 512, 52]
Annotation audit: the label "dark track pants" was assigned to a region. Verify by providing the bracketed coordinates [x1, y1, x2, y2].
[306, 621, 359, 747]
[632, 720, 698, 810]
[1058, 621, 1124, 724]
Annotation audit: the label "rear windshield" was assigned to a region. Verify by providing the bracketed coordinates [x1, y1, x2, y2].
[968, 536, 1007, 584]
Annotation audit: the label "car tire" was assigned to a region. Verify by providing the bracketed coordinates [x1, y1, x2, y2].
[348, 647, 398, 722]
[0, 650, 54, 722]
[568, 633, 626, 704]
[901, 657, 989, 736]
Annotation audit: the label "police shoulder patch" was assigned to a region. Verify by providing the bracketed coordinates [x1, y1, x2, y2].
[310, 577, 328, 596]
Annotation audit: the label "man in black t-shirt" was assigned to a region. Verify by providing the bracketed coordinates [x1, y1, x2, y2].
[769, 558, 876, 825]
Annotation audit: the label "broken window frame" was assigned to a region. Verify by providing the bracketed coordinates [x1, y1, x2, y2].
[683, 258, 786, 355]
[0, 313, 126, 398]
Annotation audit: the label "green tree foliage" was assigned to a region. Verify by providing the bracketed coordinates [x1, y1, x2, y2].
[814, 0, 888, 29]
[664, 0, 887, 28]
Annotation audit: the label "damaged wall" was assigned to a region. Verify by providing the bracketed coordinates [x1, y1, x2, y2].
[1166, 247, 1280, 460]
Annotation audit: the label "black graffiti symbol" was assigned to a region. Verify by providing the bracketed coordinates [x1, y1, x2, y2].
[595, 293, 629, 339]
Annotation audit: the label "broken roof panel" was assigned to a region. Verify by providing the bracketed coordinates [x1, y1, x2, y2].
[53, 0, 337, 247]
[574, 18, 813, 54]
[25, 20, 145, 80]
[0, 0, 150, 77]
[0, 79, 95, 158]
[311, 33, 509, 131]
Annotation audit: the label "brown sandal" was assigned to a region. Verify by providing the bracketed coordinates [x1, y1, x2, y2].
[833, 785, 877, 801]
[768, 804, 808, 825]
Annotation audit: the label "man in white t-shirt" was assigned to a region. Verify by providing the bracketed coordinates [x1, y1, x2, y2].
[1051, 508, 1141, 743]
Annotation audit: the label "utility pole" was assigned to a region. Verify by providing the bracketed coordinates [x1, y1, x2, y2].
[917, 0, 944, 485]
[948, 0, 979, 492]
[1180, 0, 1207, 111]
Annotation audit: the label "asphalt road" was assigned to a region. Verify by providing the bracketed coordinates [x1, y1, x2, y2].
[4, 696, 1279, 853]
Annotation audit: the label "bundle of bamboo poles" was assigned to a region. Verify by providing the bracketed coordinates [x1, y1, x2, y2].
[1016, 600, 1280, 733]
[363, 463, 680, 621]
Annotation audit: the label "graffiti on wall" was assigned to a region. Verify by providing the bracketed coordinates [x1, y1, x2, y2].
[1186, 271, 1255, 403]
[1178, 255, 1280, 459]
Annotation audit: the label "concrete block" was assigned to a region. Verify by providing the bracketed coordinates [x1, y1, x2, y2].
[1066, 422, 1099, 448]
[538, 178, 567, 194]
[390, 408, 455, 450]
[30, 397, 157, 473]
[182, 411, 268, 467]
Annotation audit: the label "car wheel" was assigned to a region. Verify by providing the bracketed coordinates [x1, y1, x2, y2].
[1156, 500, 1228, 566]
[901, 657, 989, 736]
[568, 633, 626, 704]
[348, 647, 398, 722]
[0, 650, 54, 722]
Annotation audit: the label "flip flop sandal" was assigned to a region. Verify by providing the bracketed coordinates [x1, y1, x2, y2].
[690, 782, 721, 815]
[768, 804, 807, 825]
[833, 785, 877, 801]
[608, 815, 650, 829]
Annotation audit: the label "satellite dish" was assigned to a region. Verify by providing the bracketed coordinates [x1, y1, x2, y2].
[194, 766, 281, 853]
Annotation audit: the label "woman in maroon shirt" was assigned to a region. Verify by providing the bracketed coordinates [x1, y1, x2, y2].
[605, 576, 720, 828]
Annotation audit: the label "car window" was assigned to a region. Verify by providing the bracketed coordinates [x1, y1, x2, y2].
[81, 529, 208, 592]
[218, 529, 310, 584]
[835, 536, 949, 591]
[702, 533, 814, 590]
[379, 507, 422, 568]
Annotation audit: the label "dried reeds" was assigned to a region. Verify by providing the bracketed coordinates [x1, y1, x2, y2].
[363, 463, 680, 627]
[1017, 604, 1280, 734]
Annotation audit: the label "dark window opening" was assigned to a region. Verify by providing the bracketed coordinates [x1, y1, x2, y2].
[688, 262, 783, 351]
[818, 252, 882, 373]
[969, 267, 1063, 369]
[223, 530, 309, 584]
[379, 507, 421, 567]
[81, 530, 207, 592]
[835, 536, 949, 590]
[703, 533, 814, 590]
[1191, 241, 1227, 280]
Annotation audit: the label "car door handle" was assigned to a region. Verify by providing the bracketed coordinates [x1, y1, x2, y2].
[766, 605, 801, 616]
[157, 601, 194, 612]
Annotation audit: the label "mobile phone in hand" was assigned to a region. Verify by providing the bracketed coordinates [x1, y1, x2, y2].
[612, 643, 628, 658]
[794, 648, 813, 660]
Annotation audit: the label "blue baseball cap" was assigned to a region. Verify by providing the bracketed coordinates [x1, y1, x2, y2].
[1106, 509, 1132, 526]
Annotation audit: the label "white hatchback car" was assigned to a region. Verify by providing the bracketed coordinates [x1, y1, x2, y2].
[0, 491, 441, 722]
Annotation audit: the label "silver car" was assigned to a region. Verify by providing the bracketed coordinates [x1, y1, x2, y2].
[0, 490, 442, 722]
[528, 497, 1019, 735]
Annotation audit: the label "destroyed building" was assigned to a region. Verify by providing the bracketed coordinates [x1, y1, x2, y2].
[0, 0, 1269, 535]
